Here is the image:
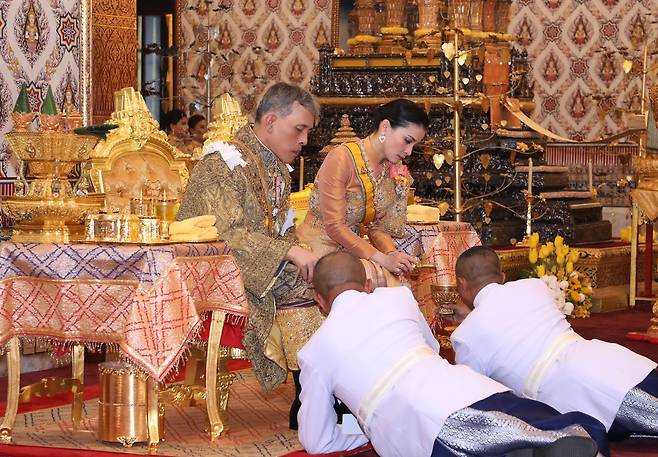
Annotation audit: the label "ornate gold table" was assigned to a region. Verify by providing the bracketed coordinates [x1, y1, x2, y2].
[395, 221, 481, 321]
[0, 241, 248, 453]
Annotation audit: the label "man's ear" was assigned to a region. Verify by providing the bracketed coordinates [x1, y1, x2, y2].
[456, 276, 468, 295]
[314, 291, 329, 314]
[365, 278, 374, 293]
[500, 271, 506, 284]
[262, 112, 277, 132]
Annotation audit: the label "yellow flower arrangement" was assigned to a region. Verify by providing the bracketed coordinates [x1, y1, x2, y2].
[527, 233, 592, 318]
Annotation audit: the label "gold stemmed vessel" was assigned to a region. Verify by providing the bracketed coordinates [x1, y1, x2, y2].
[430, 284, 461, 348]
[3, 131, 104, 242]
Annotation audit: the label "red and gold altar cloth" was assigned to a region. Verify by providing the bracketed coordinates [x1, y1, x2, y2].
[395, 222, 481, 320]
[0, 241, 248, 381]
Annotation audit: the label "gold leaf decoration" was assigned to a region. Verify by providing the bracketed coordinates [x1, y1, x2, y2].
[433, 153, 445, 170]
[623, 59, 633, 74]
[480, 153, 491, 169]
[441, 42, 456, 61]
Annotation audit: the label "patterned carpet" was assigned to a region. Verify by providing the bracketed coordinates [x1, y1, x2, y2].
[4, 370, 300, 457]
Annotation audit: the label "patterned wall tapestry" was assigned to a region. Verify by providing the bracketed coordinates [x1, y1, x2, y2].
[510, 0, 658, 141]
[177, 0, 331, 117]
[0, 0, 82, 177]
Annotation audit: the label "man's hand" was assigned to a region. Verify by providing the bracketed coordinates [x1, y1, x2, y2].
[449, 299, 473, 322]
[286, 245, 320, 283]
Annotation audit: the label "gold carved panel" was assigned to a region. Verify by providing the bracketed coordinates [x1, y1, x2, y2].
[91, 0, 137, 124]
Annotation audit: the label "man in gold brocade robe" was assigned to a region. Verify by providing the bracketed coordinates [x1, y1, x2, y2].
[177, 84, 322, 420]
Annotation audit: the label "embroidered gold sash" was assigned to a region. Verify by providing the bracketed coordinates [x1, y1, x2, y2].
[345, 142, 376, 226]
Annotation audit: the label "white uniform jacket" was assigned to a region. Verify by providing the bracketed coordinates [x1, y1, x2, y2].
[297, 287, 508, 457]
[451, 279, 657, 430]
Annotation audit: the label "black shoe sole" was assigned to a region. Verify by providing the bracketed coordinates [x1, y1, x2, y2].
[506, 436, 598, 457]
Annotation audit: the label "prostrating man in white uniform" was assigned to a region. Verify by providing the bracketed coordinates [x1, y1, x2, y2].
[451, 246, 658, 441]
[297, 252, 609, 457]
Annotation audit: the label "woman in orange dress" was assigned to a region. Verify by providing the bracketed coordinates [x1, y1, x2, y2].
[298, 99, 429, 285]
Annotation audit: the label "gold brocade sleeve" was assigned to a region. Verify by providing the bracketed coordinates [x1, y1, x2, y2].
[316, 147, 378, 259]
[368, 178, 409, 253]
[178, 155, 294, 297]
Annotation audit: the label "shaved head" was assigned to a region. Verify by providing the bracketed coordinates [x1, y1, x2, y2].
[313, 252, 367, 301]
[455, 246, 505, 307]
[455, 246, 502, 283]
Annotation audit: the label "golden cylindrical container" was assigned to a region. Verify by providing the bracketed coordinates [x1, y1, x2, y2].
[97, 362, 160, 445]
[155, 199, 179, 222]
[139, 216, 160, 242]
[130, 198, 155, 217]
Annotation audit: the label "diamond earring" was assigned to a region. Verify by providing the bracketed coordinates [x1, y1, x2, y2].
[378, 134, 386, 143]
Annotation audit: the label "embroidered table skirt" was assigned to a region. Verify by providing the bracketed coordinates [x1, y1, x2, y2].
[395, 222, 481, 321]
[0, 241, 248, 381]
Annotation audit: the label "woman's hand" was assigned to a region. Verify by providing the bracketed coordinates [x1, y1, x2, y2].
[286, 245, 320, 283]
[371, 250, 419, 276]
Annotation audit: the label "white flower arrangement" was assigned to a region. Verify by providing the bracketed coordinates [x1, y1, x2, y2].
[203, 140, 247, 170]
[540, 274, 574, 316]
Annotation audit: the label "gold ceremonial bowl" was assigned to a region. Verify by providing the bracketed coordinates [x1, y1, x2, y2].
[5, 131, 99, 178]
[430, 284, 460, 316]
[3, 194, 105, 226]
[4, 194, 105, 242]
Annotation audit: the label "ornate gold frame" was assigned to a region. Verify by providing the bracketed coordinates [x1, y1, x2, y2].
[88, 88, 190, 210]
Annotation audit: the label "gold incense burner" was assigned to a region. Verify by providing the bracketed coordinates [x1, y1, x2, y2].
[4, 131, 103, 242]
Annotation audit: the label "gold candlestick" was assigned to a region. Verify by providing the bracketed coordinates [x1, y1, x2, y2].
[525, 158, 533, 238]
[453, 31, 463, 222]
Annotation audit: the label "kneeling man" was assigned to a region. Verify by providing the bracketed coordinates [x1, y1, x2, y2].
[452, 246, 658, 440]
[298, 252, 608, 457]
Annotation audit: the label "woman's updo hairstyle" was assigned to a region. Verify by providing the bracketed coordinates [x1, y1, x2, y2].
[371, 99, 430, 132]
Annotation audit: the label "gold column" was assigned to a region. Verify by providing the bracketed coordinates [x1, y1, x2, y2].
[91, 0, 138, 124]
[0, 338, 20, 443]
[630, 203, 640, 307]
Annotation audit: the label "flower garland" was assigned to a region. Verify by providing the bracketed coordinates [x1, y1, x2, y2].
[389, 163, 412, 197]
[527, 232, 593, 318]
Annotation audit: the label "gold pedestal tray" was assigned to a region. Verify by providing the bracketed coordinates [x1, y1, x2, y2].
[4, 131, 103, 243]
[4, 194, 105, 243]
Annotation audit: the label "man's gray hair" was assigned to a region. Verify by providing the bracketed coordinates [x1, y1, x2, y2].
[254, 82, 320, 122]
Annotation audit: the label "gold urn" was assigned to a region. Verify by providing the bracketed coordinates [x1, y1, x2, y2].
[3, 131, 104, 242]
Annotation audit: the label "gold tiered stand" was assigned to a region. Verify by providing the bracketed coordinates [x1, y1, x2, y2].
[3, 132, 103, 242]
